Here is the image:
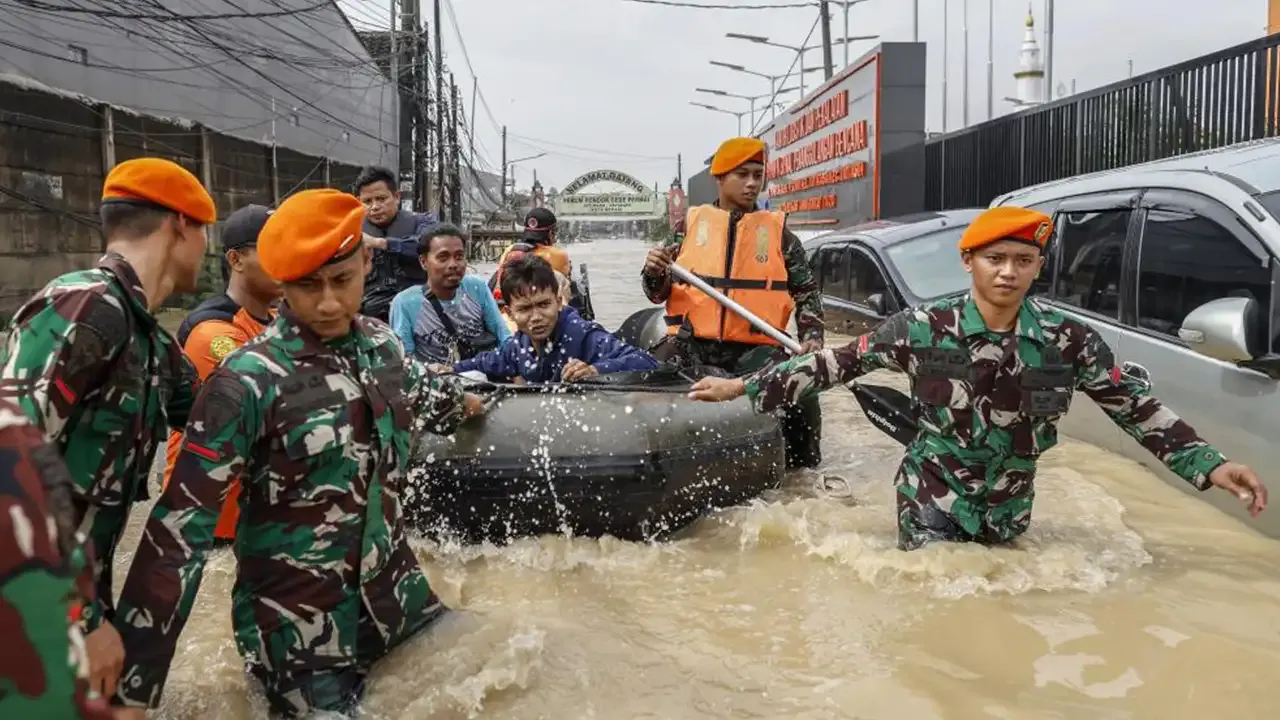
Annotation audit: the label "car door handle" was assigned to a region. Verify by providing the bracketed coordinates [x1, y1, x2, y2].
[1120, 361, 1152, 393]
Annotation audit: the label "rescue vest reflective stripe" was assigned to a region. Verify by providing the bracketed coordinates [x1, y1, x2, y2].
[665, 205, 793, 345]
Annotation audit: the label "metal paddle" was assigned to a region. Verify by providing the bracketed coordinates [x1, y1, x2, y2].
[669, 262, 918, 446]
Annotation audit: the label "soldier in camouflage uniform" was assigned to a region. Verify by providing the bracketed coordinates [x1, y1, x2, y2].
[688, 206, 1268, 550]
[0, 398, 117, 719]
[0, 158, 215, 695]
[642, 137, 824, 468]
[112, 189, 485, 719]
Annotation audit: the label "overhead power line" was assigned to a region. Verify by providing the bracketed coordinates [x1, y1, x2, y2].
[616, 0, 816, 8]
[12, 0, 332, 21]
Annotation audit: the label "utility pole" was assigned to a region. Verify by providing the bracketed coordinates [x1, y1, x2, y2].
[942, 0, 949, 132]
[500, 125, 507, 202]
[433, 0, 445, 216]
[1045, 0, 1055, 102]
[677, 153, 682, 185]
[389, 0, 401, 184]
[962, 0, 969, 128]
[986, 0, 994, 120]
[450, 75, 462, 226]
[819, 1, 834, 80]
[469, 79, 478, 168]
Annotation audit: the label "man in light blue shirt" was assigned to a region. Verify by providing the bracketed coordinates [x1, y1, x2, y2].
[390, 224, 511, 365]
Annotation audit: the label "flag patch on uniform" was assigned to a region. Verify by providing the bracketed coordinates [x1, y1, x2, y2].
[184, 441, 219, 461]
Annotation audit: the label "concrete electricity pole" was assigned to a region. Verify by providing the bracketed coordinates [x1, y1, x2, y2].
[450, 75, 462, 226]
[500, 125, 507, 202]
[819, 1, 834, 80]
[433, 0, 445, 215]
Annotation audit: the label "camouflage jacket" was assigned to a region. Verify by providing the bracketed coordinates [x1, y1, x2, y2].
[113, 307, 467, 709]
[747, 294, 1227, 491]
[0, 253, 197, 628]
[641, 206, 824, 343]
[0, 399, 113, 720]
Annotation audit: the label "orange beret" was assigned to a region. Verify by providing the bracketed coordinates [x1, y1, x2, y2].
[710, 137, 766, 176]
[102, 158, 216, 225]
[958, 206, 1054, 252]
[258, 189, 366, 282]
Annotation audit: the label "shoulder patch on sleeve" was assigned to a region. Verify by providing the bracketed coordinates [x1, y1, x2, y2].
[183, 372, 250, 456]
[208, 335, 237, 361]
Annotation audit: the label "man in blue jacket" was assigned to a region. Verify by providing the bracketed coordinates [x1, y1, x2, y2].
[354, 166, 439, 321]
[454, 255, 658, 383]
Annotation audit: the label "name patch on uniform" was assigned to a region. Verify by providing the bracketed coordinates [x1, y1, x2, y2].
[1024, 390, 1071, 416]
[916, 348, 969, 380]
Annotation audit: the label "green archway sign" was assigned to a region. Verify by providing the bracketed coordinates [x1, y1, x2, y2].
[555, 169, 661, 218]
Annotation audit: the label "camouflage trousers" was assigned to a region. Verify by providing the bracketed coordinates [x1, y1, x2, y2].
[652, 336, 823, 468]
[893, 452, 1036, 551]
[248, 664, 368, 719]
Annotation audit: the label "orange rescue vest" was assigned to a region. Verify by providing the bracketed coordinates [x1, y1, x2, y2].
[665, 205, 793, 345]
[499, 242, 571, 276]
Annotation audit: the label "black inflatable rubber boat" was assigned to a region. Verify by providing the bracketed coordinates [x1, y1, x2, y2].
[403, 368, 785, 544]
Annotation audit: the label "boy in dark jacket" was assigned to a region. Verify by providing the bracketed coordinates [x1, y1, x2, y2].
[454, 255, 657, 383]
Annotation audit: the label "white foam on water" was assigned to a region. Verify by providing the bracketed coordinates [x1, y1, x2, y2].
[719, 464, 1152, 599]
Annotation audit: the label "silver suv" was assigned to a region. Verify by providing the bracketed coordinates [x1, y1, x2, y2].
[991, 138, 1280, 539]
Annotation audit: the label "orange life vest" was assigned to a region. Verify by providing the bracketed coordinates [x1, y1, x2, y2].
[499, 242, 571, 276]
[162, 305, 270, 541]
[665, 205, 793, 345]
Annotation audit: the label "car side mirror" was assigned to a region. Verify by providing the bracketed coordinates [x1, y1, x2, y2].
[1177, 296, 1258, 363]
[867, 292, 887, 316]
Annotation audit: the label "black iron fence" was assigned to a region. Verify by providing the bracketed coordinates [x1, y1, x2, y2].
[925, 34, 1280, 211]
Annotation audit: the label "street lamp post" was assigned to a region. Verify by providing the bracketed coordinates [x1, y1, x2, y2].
[825, 0, 873, 69]
[696, 86, 798, 132]
[690, 101, 749, 136]
[726, 32, 879, 97]
[709, 60, 823, 121]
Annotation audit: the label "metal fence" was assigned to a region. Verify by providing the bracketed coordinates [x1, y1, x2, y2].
[925, 34, 1280, 211]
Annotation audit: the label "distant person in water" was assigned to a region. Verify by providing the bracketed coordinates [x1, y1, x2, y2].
[455, 254, 657, 383]
[687, 206, 1268, 551]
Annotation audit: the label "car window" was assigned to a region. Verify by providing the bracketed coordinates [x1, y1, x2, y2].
[818, 246, 852, 301]
[1051, 210, 1129, 319]
[1136, 209, 1271, 349]
[847, 249, 888, 306]
[883, 226, 971, 301]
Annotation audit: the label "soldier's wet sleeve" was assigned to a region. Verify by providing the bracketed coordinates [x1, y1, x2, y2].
[113, 370, 261, 708]
[0, 423, 114, 720]
[1075, 330, 1225, 490]
[782, 229, 824, 344]
[640, 232, 683, 304]
[404, 357, 468, 437]
[0, 292, 125, 443]
[744, 309, 913, 414]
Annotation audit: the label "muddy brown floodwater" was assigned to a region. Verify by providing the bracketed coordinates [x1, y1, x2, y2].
[131, 238, 1280, 719]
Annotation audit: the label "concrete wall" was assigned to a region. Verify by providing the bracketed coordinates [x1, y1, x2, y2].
[0, 0, 396, 168]
[0, 81, 364, 316]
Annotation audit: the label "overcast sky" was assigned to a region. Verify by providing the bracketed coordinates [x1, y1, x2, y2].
[340, 0, 1265, 190]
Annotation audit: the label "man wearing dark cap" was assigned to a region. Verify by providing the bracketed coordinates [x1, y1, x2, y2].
[0, 157, 214, 697]
[113, 188, 485, 719]
[641, 136, 824, 469]
[688, 206, 1268, 551]
[160, 203, 282, 543]
[491, 207, 589, 316]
